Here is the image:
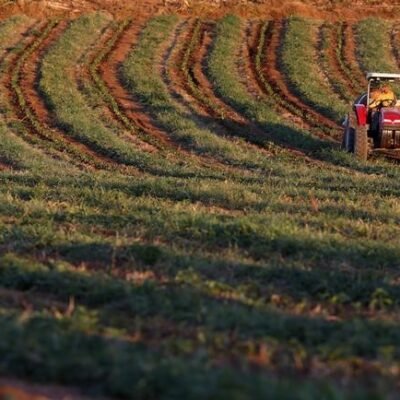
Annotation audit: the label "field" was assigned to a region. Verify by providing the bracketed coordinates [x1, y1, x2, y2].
[1, 11, 400, 399]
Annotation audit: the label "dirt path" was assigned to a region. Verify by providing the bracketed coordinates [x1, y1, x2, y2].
[7, 21, 115, 171]
[258, 20, 340, 137]
[0, 378, 100, 400]
[10, 20, 140, 175]
[340, 22, 365, 91]
[319, 23, 359, 100]
[99, 21, 181, 152]
[163, 19, 277, 156]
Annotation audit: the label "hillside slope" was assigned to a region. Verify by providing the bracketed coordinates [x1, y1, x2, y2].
[1, 12, 400, 400]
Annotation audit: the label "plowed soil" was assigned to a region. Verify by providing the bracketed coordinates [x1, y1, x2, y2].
[3, 0, 400, 20]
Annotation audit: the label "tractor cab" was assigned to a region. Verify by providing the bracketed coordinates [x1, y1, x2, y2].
[342, 72, 400, 160]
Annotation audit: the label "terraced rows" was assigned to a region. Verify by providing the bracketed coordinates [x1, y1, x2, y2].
[2, 13, 400, 400]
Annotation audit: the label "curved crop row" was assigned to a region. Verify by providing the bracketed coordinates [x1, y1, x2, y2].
[10, 20, 116, 171]
[280, 17, 347, 125]
[88, 20, 164, 151]
[178, 20, 227, 119]
[317, 23, 353, 103]
[207, 15, 331, 156]
[338, 23, 366, 91]
[39, 13, 185, 176]
[0, 16, 70, 171]
[251, 21, 338, 138]
[334, 23, 364, 95]
[122, 16, 275, 171]
[355, 18, 398, 74]
[171, 19, 272, 155]
[92, 20, 235, 179]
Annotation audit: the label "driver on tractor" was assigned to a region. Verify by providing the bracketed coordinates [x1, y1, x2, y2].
[369, 84, 397, 109]
[368, 84, 397, 133]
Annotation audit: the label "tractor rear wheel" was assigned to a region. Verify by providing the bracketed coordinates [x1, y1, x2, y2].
[354, 125, 368, 161]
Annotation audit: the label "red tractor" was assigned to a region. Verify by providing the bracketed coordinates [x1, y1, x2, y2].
[342, 72, 400, 160]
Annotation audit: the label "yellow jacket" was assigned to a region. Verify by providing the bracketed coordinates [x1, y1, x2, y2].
[369, 86, 396, 109]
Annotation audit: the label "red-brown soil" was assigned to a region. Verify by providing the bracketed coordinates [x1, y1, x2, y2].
[340, 22, 366, 91]
[168, 20, 271, 146]
[2, 0, 400, 21]
[255, 20, 340, 137]
[8, 21, 141, 174]
[77, 22, 158, 154]
[99, 21, 176, 151]
[0, 378, 99, 400]
[100, 19, 251, 172]
[242, 20, 315, 132]
[317, 24, 357, 101]
[7, 21, 111, 169]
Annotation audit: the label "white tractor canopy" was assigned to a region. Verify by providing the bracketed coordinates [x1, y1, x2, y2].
[367, 72, 400, 81]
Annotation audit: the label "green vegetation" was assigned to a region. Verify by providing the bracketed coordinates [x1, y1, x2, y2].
[280, 17, 347, 123]
[122, 16, 274, 170]
[318, 24, 353, 103]
[39, 14, 202, 177]
[207, 15, 339, 157]
[355, 18, 398, 73]
[1, 12, 400, 400]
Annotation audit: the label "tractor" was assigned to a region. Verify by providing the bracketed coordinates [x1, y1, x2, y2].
[342, 72, 400, 161]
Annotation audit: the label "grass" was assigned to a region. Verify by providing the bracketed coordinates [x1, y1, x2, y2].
[280, 17, 347, 123]
[39, 13, 208, 178]
[318, 23, 353, 103]
[355, 18, 398, 73]
[1, 13, 400, 400]
[121, 15, 277, 171]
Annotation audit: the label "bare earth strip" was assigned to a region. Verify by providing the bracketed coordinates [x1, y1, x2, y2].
[165, 19, 272, 155]
[260, 20, 340, 135]
[340, 22, 366, 91]
[0, 377, 105, 400]
[100, 21, 183, 152]
[11, 20, 141, 174]
[320, 23, 359, 100]
[7, 21, 114, 170]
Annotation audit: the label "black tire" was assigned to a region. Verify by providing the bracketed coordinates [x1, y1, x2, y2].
[342, 113, 354, 152]
[354, 125, 368, 161]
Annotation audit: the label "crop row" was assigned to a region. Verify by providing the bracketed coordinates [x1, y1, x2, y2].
[9, 21, 110, 169]
[3, 15, 387, 173]
[88, 20, 168, 151]
[252, 21, 339, 138]
[3, 14, 400, 399]
[5, 16, 399, 173]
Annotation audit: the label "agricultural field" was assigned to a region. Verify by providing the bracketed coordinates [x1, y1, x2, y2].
[1, 11, 400, 400]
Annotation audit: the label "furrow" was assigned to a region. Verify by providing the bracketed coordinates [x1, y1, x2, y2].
[8, 20, 118, 171]
[243, 20, 319, 134]
[340, 22, 366, 90]
[102, 20, 239, 174]
[259, 20, 340, 137]
[86, 20, 159, 153]
[99, 21, 183, 153]
[171, 19, 272, 154]
[317, 23, 354, 102]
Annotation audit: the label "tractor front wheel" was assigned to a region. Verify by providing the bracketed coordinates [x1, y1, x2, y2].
[354, 125, 368, 161]
[342, 114, 354, 152]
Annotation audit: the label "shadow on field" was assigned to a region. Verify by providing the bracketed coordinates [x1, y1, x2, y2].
[2, 250, 400, 356]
